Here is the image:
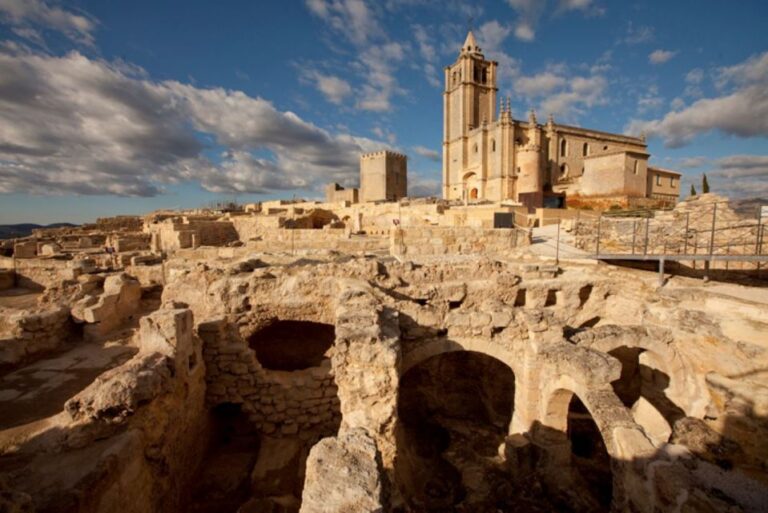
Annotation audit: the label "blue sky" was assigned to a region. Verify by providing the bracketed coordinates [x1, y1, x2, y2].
[0, 0, 766, 224]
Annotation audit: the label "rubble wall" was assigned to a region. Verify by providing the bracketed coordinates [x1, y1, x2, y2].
[199, 321, 341, 439]
[0, 305, 73, 366]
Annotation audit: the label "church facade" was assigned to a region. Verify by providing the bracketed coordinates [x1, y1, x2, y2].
[442, 32, 680, 208]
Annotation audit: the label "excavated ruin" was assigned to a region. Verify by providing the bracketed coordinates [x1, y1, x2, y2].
[1, 207, 767, 513]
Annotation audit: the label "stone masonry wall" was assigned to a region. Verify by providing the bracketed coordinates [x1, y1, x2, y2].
[390, 226, 530, 258]
[198, 320, 341, 439]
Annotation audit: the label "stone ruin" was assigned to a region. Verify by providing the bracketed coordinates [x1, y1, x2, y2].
[0, 199, 766, 513]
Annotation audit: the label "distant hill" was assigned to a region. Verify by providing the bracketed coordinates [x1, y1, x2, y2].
[0, 223, 77, 240]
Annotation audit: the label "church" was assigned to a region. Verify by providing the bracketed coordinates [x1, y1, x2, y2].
[442, 32, 680, 208]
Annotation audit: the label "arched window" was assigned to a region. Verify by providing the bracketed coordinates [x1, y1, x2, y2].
[583, 142, 589, 156]
[634, 160, 639, 175]
[491, 139, 496, 152]
[481, 68, 487, 83]
[560, 139, 567, 157]
[473, 143, 478, 153]
[560, 163, 569, 177]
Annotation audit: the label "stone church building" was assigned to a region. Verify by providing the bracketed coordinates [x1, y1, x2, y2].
[443, 31, 680, 208]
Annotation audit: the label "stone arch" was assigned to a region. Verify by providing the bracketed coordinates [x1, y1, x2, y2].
[579, 328, 700, 419]
[536, 372, 656, 512]
[401, 336, 521, 378]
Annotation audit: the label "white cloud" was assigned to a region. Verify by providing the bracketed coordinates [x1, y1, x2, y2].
[678, 156, 708, 168]
[540, 75, 608, 118]
[408, 174, 441, 197]
[0, 0, 95, 45]
[412, 145, 440, 161]
[649, 49, 677, 64]
[706, 154, 768, 198]
[305, 0, 406, 112]
[626, 51, 768, 147]
[0, 49, 388, 196]
[514, 72, 566, 97]
[623, 22, 654, 44]
[506, 0, 545, 42]
[560, 0, 592, 9]
[304, 70, 352, 104]
[305, 0, 380, 46]
[475, 20, 520, 85]
[413, 24, 441, 87]
[713, 155, 768, 178]
[686, 68, 704, 84]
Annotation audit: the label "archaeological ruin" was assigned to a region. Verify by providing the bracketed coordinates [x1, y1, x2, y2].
[0, 190, 766, 513]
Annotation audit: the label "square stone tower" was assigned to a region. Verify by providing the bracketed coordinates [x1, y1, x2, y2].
[359, 151, 407, 202]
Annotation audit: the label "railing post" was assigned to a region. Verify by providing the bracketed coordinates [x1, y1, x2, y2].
[709, 203, 717, 257]
[756, 207, 763, 256]
[556, 219, 561, 265]
[631, 219, 637, 254]
[683, 212, 689, 255]
[643, 217, 650, 256]
[596, 214, 602, 257]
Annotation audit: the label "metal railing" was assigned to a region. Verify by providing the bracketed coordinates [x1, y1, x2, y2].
[581, 201, 767, 281]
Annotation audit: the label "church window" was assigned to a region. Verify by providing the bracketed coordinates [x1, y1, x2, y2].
[482, 68, 487, 83]
[583, 142, 589, 156]
[670, 177, 676, 187]
[656, 174, 661, 186]
[634, 160, 639, 175]
[560, 163, 569, 177]
[560, 139, 567, 157]
[491, 139, 496, 152]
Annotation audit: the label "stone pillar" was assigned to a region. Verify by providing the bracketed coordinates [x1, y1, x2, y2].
[332, 280, 401, 469]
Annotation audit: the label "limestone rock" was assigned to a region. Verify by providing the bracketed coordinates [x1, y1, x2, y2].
[65, 352, 173, 423]
[300, 429, 384, 513]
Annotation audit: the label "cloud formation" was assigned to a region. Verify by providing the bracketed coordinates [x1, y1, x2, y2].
[412, 145, 440, 161]
[0, 0, 95, 45]
[305, 0, 406, 112]
[303, 70, 352, 104]
[505, 0, 545, 42]
[626, 52, 768, 147]
[0, 48, 388, 196]
[648, 49, 676, 64]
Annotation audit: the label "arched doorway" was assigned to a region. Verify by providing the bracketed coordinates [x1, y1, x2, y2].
[608, 346, 685, 444]
[395, 350, 515, 511]
[542, 388, 614, 512]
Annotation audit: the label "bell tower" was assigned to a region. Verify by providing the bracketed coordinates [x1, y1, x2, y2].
[442, 31, 498, 199]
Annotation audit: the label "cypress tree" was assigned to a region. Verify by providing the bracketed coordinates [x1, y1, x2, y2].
[690, 184, 697, 196]
[702, 173, 710, 193]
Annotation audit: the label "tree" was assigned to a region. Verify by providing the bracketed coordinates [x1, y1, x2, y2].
[702, 173, 710, 193]
[690, 184, 697, 196]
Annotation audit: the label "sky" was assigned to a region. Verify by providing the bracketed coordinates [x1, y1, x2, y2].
[0, 0, 766, 224]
